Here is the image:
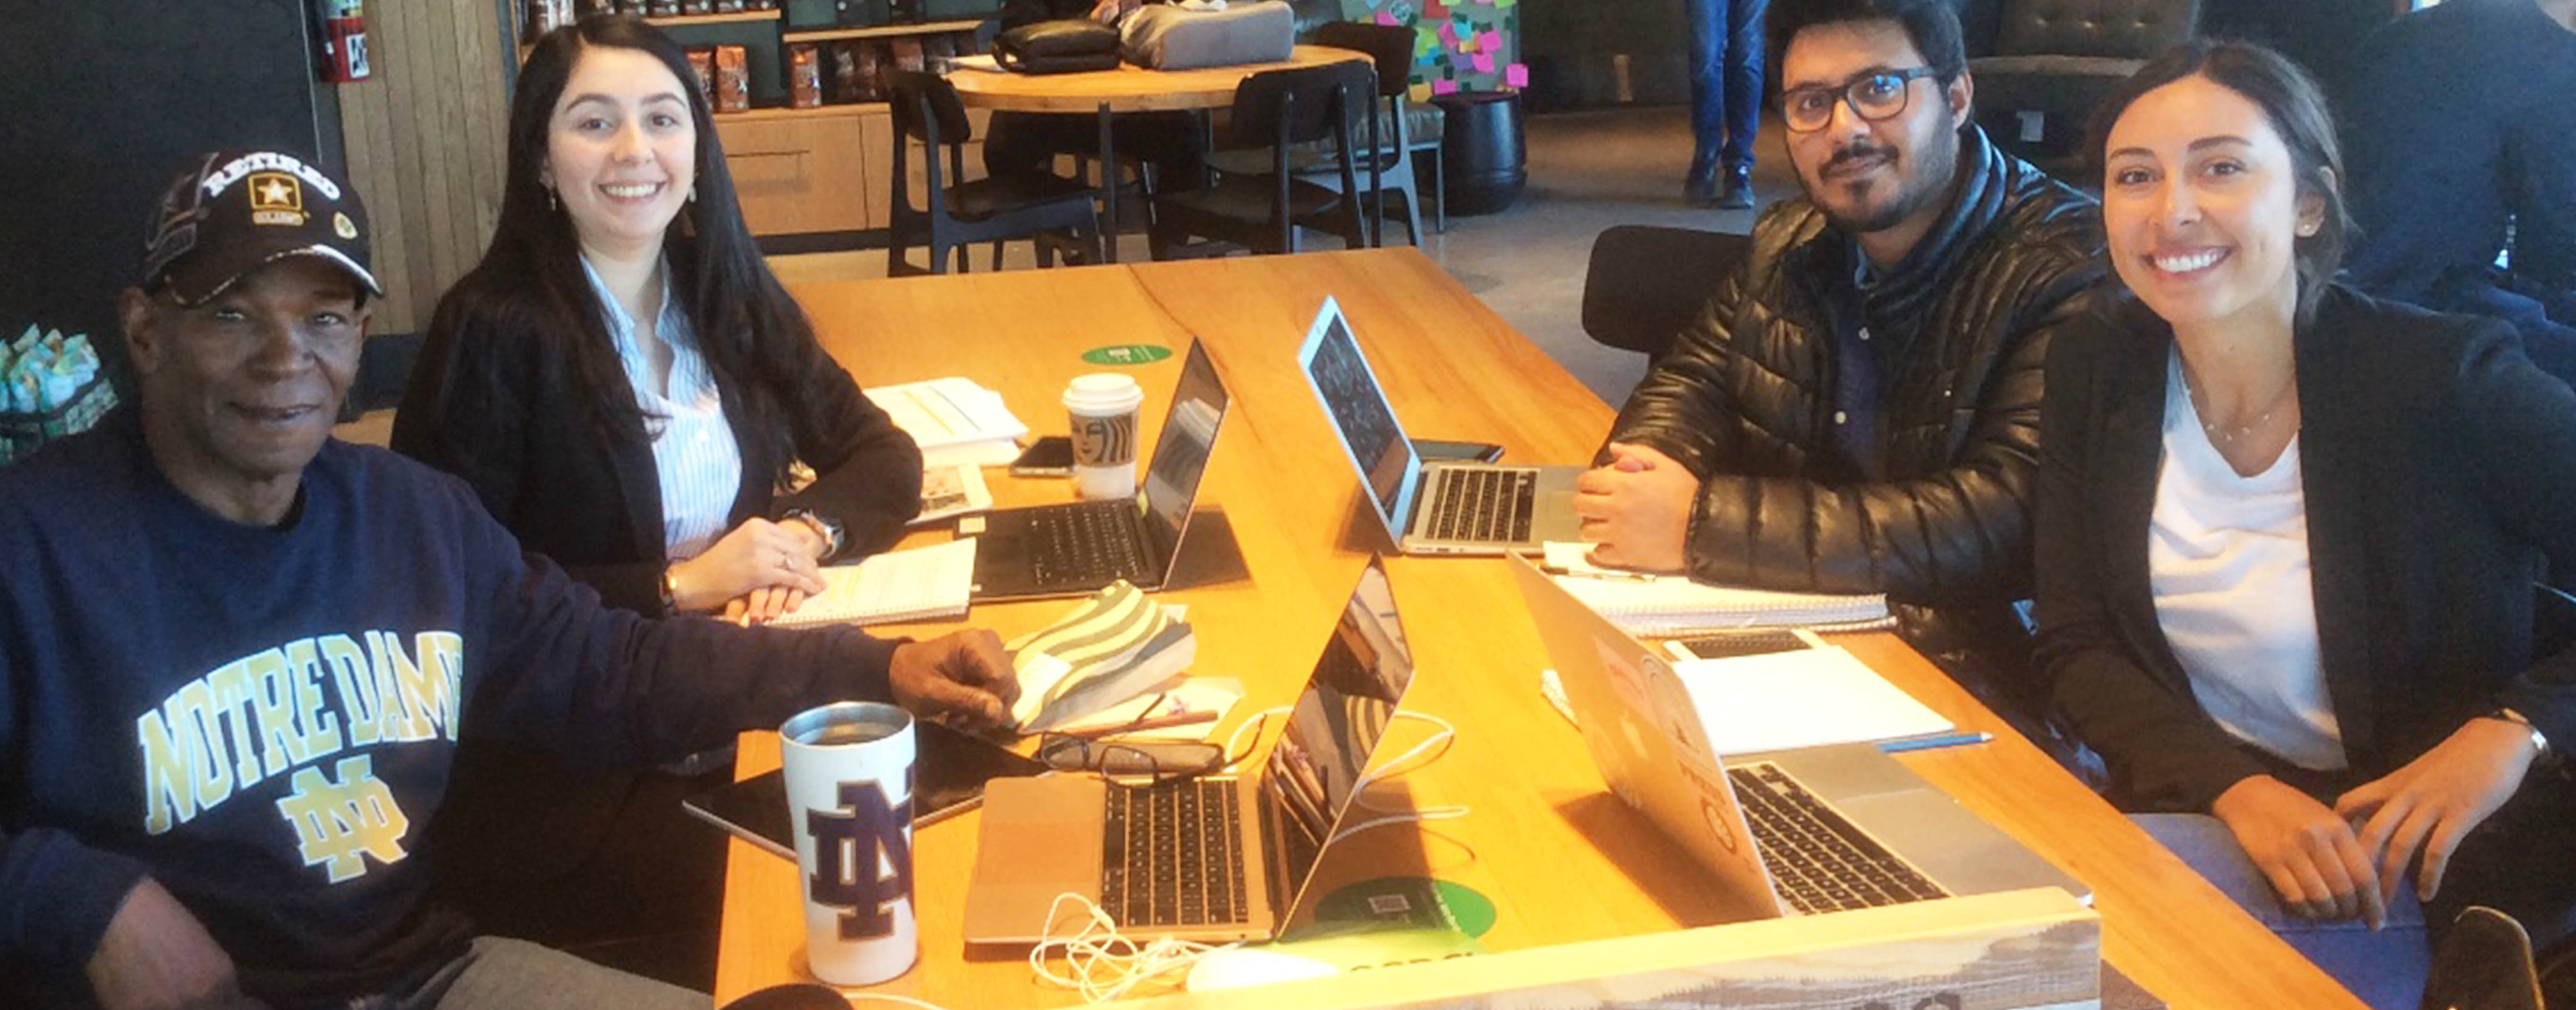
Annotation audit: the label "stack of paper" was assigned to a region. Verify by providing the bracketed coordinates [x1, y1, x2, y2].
[864, 377, 1029, 469]
[1007, 581, 1198, 733]
[1672, 646, 1953, 755]
[1541, 542, 1891, 636]
[769, 537, 977, 628]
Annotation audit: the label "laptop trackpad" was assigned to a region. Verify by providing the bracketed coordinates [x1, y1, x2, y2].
[964, 777, 1107, 943]
[1833, 791, 2087, 901]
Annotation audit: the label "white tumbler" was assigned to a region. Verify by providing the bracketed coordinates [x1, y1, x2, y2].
[780, 701, 918, 986]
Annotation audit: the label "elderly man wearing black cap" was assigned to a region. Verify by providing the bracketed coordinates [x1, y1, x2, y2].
[0, 152, 1018, 1008]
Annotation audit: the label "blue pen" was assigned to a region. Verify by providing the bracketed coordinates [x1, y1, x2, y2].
[1878, 730, 1994, 753]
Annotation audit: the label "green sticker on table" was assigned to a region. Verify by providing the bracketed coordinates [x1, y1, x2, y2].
[1080, 344, 1173, 366]
[1311, 877, 1497, 938]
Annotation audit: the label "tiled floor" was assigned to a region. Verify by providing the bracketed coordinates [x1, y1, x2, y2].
[341, 104, 1787, 444]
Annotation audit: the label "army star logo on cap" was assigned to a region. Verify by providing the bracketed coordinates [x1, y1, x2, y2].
[250, 173, 306, 226]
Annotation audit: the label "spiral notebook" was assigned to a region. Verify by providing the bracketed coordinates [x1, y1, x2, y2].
[769, 537, 977, 628]
[1538, 542, 1892, 635]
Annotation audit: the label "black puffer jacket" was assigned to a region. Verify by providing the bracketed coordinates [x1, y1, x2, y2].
[1604, 127, 2102, 681]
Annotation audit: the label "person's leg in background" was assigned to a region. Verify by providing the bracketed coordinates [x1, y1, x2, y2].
[1683, 0, 1729, 207]
[1717, 0, 1769, 209]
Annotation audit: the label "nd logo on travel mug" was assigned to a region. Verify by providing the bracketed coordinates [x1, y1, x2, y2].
[780, 701, 918, 985]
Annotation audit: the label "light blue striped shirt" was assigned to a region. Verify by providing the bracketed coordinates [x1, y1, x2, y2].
[581, 256, 744, 561]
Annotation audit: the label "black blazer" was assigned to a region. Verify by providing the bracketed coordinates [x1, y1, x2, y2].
[2036, 284, 2576, 812]
[390, 282, 923, 615]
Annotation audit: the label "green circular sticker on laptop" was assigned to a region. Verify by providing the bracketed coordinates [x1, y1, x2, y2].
[1312, 877, 1497, 938]
[1080, 344, 1173, 366]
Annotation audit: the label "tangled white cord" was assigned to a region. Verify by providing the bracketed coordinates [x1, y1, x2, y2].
[1334, 711, 1470, 842]
[1029, 892, 1236, 1002]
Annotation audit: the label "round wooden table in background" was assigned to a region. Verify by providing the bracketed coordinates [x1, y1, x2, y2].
[943, 45, 1370, 260]
[946, 44, 1368, 113]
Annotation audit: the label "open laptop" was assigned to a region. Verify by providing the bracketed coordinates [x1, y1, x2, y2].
[1297, 297, 1583, 555]
[972, 339, 1229, 601]
[1507, 554, 2088, 918]
[963, 555, 1416, 943]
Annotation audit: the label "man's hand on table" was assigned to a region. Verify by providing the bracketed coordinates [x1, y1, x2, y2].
[890, 629, 1023, 735]
[1574, 442, 1696, 572]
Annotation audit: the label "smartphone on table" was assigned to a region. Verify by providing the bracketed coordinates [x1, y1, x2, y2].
[1008, 436, 1075, 477]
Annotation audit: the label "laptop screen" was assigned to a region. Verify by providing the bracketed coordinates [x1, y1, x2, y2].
[1299, 301, 1416, 532]
[1259, 557, 1414, 915]
[1138, 340, 1228, 564]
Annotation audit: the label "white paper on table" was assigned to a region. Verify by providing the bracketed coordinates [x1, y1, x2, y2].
[1674, 646, 1953, 756]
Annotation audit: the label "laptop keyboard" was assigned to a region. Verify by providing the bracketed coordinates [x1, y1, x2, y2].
[1728, 762, 1948, 914]
[1028, 501, 1152, 589]
[1100, 779, 1250, 928]
[1424, 467, 1536, 544]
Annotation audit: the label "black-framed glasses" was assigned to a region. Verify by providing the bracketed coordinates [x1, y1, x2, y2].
[1780, 66, 1940, 133]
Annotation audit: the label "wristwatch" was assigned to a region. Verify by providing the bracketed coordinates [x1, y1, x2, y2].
[783, 508, 845, 559]
[2487, 706, 2550, 759]
[660, 565, 682, 614]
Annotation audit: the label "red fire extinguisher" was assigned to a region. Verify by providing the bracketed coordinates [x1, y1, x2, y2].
[318, 0, 371, 82]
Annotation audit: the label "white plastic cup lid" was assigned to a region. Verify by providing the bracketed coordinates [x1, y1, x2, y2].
[1063, 373, 1144, 415]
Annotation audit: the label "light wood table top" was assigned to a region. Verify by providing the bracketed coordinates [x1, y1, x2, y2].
[947, 45, 1368, 113]
[718, 248, 2366, 1010]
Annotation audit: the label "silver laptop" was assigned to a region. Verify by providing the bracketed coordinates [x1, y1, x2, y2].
[963, 555, 1416, 944]
[1507, 554, 2089, 918]
[1296, 297, 1582, 554]
[971, 339, 1227, 601]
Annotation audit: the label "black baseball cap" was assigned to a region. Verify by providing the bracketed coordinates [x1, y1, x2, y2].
[140, 150, 384, 306]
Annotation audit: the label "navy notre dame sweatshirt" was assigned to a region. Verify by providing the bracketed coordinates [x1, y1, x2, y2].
[0, 412, 898, 1007]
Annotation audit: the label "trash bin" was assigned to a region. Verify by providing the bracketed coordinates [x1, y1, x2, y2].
[1433, 89, 1526, 216]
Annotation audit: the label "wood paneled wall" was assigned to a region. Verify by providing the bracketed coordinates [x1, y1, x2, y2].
[338, 0, 515, 335]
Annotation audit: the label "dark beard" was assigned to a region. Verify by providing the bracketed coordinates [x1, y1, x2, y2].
[1811, 129, 1962, 237]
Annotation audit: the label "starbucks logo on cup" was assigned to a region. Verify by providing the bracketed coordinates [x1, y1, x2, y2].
[1072, 412, 1136, 467]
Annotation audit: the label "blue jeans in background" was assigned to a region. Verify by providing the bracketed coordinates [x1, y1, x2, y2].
[1686, 0, 1769, 179]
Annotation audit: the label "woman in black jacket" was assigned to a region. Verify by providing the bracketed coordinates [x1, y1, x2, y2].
[387, 16, 923, 962]
[2037, 39, 2576, 997]
[394, 16, 922, 625]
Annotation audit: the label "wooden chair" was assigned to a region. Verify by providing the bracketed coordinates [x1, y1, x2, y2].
[1580, 225, 1752, 357]
[885, 70, 1102, 275]
[1153, 61, 1377, 256]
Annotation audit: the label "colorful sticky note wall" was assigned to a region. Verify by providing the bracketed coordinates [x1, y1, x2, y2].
[1345, 0, 1519, 94]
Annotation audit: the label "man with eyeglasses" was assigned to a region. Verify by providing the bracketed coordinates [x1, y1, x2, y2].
[1577, 0, 2104, 734]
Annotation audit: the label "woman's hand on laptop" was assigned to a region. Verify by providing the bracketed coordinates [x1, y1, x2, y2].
[890, 630, 1023, 735]
[1573, 442, 1694, 572]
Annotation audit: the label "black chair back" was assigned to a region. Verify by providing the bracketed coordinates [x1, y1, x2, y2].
[1312, 22, 1411, 100]
[886, 69, 974, 147]
[1225, 61, 1374, 151]
[1581, 225, 1753, 355]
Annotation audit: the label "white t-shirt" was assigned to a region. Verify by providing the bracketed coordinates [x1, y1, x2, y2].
[2148, 350, 2345, 771]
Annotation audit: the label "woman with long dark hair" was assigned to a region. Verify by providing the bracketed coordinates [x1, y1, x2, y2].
[395, 16, 921, 626]
[390, 16, 923, 964]
[2037, 39, 2576, 1005]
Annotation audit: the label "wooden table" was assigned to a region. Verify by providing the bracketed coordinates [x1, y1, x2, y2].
[716, 248, 2367, 1009]
[949, 45, 1369, 114]
[944, 46, 1368, 262]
